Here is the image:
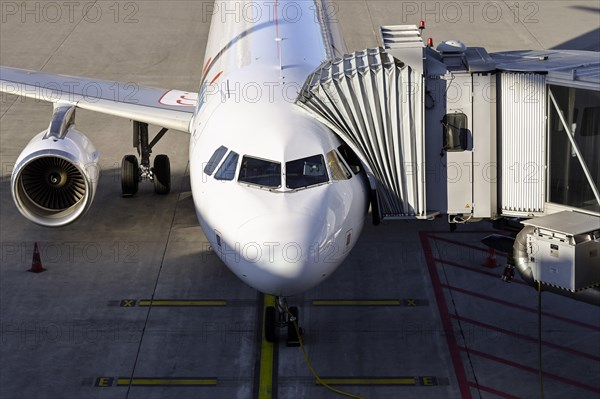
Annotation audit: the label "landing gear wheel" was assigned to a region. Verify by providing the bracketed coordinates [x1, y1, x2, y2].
[121, 155, 139, 197]
[153, 154, 171, 194]
[286, 306, 301, 347]
[265, 306, 277, 343]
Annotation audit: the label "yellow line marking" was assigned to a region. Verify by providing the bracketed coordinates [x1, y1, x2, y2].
[137, 300, 227, 307]
[319, 377, 417, 385]
[258, 295, 275, 399]
[313, 300, 402, 306]
[116, 378, 217, 386]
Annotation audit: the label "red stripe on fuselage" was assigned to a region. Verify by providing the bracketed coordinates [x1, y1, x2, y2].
[202, 57, 213, 79]
[210, 71, 223, 85]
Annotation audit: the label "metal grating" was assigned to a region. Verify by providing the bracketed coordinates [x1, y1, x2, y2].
[499, 72, 546, 214]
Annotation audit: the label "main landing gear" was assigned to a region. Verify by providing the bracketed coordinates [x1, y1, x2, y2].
[121, 121, 171, 197]
[264, 297, 303, 347]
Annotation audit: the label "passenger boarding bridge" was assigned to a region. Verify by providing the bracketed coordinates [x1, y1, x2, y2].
[295, 25, 600, 304]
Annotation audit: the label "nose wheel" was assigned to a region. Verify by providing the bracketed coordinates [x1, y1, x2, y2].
[265, 306, 277, 343]
[286, 306, 302, 347]
[120, 121, 171, 197]
[264, 297, 303, 347]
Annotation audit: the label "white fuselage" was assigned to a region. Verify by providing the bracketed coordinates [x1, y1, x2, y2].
[188, 0, 368, 296]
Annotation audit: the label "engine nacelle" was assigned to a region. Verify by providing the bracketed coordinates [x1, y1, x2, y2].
[11, 128, 100, 227]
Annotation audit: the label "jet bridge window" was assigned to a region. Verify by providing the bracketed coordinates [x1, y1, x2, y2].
[238, 156, 281, 188]
[214, 151, 239, 181]
[286, 155, 329, 189]
[581, 106, 600, 137]
[548, 85, 600, 212]
[442, 113, 468, 152]
[204, 145, 228, 175]
[326, 150, 351, 180]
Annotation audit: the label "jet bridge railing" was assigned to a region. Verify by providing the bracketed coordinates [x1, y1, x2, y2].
[295, 47, 432, 221]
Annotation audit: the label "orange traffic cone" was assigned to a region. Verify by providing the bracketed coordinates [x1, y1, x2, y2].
[483, 247, 498, 268]
[29, 242, 46, 273]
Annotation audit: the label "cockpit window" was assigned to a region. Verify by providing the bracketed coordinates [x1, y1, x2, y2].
[204, 145, 228, 175]
[327, 150, 352, 180]
[285, 155, 329, 189]
[238, 156, 281, 188]
[214, 151, 239, 180]
[337, 143, 362, 174]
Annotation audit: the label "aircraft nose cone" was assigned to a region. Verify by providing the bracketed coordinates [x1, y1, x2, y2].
[237, 212, 322, 275]
[234, 212, 328, 295]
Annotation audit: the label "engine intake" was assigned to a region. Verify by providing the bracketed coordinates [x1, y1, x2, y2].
[12, 127, 100, 227]
[19, 156, 86, 211]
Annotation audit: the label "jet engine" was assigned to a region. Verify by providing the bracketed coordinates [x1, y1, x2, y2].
[11, 104, 100, 227]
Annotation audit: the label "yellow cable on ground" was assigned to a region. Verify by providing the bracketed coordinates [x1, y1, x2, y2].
[286, 308, 367, 399]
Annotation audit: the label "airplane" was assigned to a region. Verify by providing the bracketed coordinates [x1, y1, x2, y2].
[0, 0, 370, 342]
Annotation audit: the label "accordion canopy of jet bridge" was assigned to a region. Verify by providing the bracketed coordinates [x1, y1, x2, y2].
[295, 47, 432, 222]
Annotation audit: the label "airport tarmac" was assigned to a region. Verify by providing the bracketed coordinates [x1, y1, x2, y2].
[1, 1, 599, 398]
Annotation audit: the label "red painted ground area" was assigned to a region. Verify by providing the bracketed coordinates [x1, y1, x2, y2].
[420, 231, 600, 399]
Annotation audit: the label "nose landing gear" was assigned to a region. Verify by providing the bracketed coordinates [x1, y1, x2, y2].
[264, 296, 303, 347]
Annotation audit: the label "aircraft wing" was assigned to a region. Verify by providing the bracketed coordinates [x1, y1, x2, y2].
[0, 66, 199, 132]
